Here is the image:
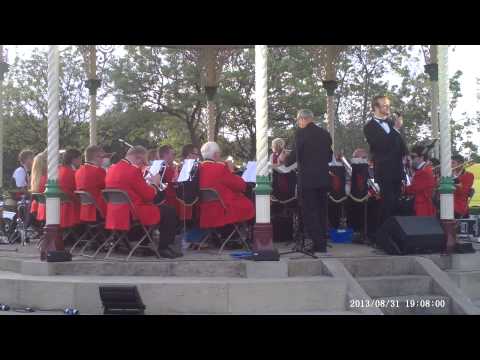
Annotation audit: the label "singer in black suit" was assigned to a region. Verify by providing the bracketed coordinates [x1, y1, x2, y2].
[363, 96, 406, 232]
[279, 109, 333, 253]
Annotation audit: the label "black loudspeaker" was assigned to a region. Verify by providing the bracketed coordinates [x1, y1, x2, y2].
[99, 286, 146, 315]
[251, 249, 280, 261]
[376, 216, 444, 255]
[46, 251, 72, 262]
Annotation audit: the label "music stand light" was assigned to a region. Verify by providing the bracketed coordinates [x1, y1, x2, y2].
[99, 285, 146, 315]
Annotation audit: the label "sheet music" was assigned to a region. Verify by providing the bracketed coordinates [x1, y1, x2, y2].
[273, 162, 297, 174]
[177, 159, 195, 182]
[145, 160, 164, 180]
[242, 161, 257, 183]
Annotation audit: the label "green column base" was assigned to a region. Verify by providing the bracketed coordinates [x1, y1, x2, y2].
[254, 175, 272, 195]
[44, 179, 63, 198]
[438, 176, 455, 194]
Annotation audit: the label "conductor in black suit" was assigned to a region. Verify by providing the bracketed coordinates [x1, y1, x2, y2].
[363, 96, 406, 230]
[279, 109, 333, 253]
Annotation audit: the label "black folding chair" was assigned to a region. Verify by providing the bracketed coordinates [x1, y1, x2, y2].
[95, 189, 161, 261]
[197, 188, 251, 254]
[70, 191, 107, 257]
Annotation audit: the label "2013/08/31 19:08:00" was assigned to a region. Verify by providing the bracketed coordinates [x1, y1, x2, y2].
[349, 299, 447, 309]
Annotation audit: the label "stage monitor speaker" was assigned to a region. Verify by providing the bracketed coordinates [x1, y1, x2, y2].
[377, 216, 444, 255]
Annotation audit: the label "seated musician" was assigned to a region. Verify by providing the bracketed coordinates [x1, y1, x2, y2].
[198, 141, 255, 229]
[58, 149, 82, 229]
[452, 154, 474, 219]
[270, 138, 285, 166]
[142, 148, 159, 177]
[75, 145, 111, 222]
[12, 149, 34, 191]
[405, 145, 436, 216]
[176, 144, 201, 222]
[29, 150, 47, 222]
[105, 146, 179, 258]
[159, 145, 179, 210]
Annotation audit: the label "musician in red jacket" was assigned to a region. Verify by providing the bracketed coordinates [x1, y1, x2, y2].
[58, 149, 82, 228]
[198, 141, 255, 229]
[159, 145, 179, 211]
[105, 146, 179, 258]
[452, 155, 475, 218]
[405, 145, 436, 216]
[75, 145, 111, 222]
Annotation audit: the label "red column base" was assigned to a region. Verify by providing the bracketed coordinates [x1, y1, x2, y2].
[253, 223, 273, 251]
[40, 225, 63, 261]
[441, 219, 457, 254]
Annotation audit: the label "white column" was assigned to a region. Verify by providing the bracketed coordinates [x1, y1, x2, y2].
[46, 45, 60, 226]
[438, 45, 454, 220]
[430, 45, 440, 159]
[254, 45, 271, 223]
[89, 45, 97, 146]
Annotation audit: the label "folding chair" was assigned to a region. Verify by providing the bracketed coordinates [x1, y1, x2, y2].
[60, 193, 81, 246]
[197, 188, 251, 254]
[95, 189, 161, 261]
[70, 191, 107, 256]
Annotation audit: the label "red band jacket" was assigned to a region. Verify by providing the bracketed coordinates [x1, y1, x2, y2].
[75, 163, 107, 222]
[406, 164, 436, 216]
[198, 160, 255, 228]
[58, 165, 80, 228]
[104, 159, 160, 230]
[454, 170, 474, 217]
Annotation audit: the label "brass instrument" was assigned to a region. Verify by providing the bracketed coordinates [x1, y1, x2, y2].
[341, 156, 380, 196]
[433, 160, 475, 172]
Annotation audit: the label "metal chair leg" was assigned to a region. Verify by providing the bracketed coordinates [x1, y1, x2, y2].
[79, 227, 106, 257]
[92, 231, 116, 259]
[126, 230, 160, 261]
[70, 228, 93, 254]
[104, 232, 128, 260]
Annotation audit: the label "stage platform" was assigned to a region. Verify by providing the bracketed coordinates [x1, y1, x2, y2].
[0, 240, 479, 315]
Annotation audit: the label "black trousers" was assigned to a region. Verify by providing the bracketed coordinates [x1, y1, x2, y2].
[377, 178, 402, 226]
[157, 204, 177, 249]
[300, 187, 328, 249]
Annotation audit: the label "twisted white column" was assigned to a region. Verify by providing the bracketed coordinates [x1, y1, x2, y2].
[438, 45, 454, 220]
[46, 45, 60, 226]
[255, 45, 269, 178]
[430, 45, 440, 159]
[89, 45, 97, 146]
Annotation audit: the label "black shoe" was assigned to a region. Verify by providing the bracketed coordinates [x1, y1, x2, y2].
[167, 245, 183, 258]
[159, 247, 179, 259]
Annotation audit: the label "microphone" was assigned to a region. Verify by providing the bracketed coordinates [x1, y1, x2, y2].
[118, 138, 134, 149]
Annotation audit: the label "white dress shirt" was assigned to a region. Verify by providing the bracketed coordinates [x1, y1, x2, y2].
[374, 117, 390, 134]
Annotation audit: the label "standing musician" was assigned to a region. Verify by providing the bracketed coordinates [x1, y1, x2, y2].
[278, 109, 333, 253]
[452, 154, 475, 219]
[363, 96, 406, 231]
[404, 145, 436, 216]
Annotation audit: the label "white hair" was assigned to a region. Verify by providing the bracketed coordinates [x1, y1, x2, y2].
[272, 138, 285, 152]
[297, 109, 315, 120]
[201, 141, 221, 160]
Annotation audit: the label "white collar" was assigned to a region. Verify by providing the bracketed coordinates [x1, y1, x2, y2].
[416, 161, 426, 170]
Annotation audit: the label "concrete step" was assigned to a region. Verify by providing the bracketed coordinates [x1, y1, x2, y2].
[450, 254, 480, 271]
[0, 271, 347, 315]
[357, 275, 432, 298]
[447, 270, 480, 299]
[374, 295, 451, 315]
[341, 256, 419, 277]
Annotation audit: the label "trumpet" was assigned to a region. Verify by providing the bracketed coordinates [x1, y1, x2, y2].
[433, 160, 475, 172]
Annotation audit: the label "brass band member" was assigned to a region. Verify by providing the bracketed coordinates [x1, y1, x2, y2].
[12, 149, 34, 190]
[452, 154, 475, 219]
[404, 145, 436, 216]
